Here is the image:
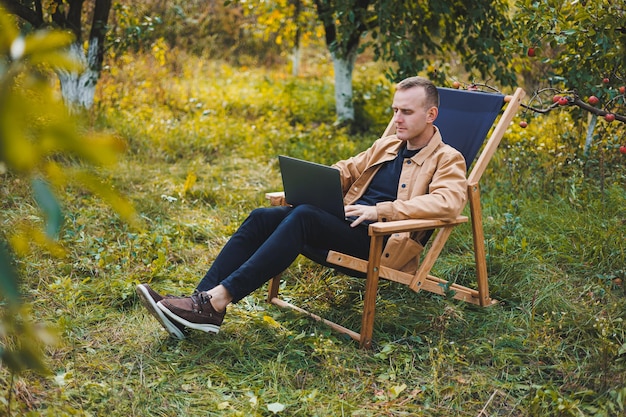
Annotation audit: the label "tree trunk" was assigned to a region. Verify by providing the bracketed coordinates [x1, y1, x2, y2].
[57, 0, 110, 111]
[291, 0, 301, 76]
[584, 112, 598, 156]
[3, 0, 112, 111]
[291, 45, 301, 76]
[330, 48, 357, 123]
[56, 41, 99, 111]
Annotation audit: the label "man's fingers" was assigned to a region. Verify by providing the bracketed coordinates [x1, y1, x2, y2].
[350, 216, 364, 228]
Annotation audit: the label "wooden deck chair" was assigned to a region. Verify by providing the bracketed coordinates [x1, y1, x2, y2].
[266, 86, 526, 349]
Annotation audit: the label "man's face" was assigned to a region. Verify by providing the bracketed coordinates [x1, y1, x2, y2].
[391, 86, 437, 147]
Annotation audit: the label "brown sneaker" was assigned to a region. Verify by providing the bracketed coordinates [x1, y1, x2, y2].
[157, 291, 225, 333]
[136, 284, 186, 340]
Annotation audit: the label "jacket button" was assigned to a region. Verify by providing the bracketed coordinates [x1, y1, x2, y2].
[384, 253, 390, 258]
[401, 184, 406, 188]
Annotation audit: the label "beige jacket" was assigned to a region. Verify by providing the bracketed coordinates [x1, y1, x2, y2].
[332, 127, 467, 273]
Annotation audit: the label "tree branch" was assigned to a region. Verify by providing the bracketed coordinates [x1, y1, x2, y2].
[0, 0, 44, 27]
[522, 96, 625, 123]
[455, 82, 626, 125]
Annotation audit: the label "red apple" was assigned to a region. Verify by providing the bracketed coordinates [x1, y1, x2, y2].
[619, 86, 626, 94]
[552, 95, 562, 103]
[527, 47, 536, 57]
[620, 145, 626, 154]
[588, 95, 599, 105]
[519, 121, 528, 128]
[605, 113, 615, 122]
[558, 97, 569, 106]
[452, 81, 461, 89]
[603, 77, 610, 84]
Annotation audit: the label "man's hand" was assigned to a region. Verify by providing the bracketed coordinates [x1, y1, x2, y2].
[344, 204, 378, 227]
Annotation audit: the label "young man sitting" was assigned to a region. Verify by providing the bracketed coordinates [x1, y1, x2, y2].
[137, 76, 468, 339]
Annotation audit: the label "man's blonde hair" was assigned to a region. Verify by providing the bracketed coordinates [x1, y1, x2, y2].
[397, 76, 439, 109]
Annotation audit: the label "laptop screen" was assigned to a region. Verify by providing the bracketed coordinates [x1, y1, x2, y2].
[278, 155, 345, 219]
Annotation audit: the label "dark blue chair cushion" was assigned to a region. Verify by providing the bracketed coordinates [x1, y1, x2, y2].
[436, 87, 505, 169]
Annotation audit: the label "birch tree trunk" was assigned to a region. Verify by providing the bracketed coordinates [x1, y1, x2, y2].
[330, 48, 357, 123]
[2, 0, 112, 111]
[56, 41, 100, 111]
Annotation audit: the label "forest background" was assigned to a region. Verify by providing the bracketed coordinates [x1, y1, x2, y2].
[1, 0, 625, 416]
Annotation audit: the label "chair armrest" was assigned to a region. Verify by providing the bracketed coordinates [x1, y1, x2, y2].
[265, 191, 287, 206]
[368, 216, 468, 236]
[263, 193, 468, 232]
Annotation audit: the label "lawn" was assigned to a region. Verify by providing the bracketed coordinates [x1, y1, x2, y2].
[1, 50, 626, 416]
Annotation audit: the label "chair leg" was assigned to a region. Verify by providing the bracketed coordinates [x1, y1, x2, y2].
[360, 235, 385, 349]
[468, 183, 491, 306]
[267, 275, 281, 302]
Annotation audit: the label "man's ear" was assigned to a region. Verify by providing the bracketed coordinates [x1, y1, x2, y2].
[427, 106, 438, 123]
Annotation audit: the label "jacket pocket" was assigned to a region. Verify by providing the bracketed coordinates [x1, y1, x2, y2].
[380, 233, 424, 273]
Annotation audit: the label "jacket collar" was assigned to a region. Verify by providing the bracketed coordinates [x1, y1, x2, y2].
[387, 126, 444, 166]
[413, 126, 443, 166]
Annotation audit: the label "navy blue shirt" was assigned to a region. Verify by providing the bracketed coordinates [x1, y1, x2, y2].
[355, 145, 421, 207]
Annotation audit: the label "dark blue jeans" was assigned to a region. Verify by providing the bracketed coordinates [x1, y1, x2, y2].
[195, 205, 372, 302]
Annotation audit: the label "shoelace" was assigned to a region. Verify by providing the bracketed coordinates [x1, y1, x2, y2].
[190, 291, 211, 309]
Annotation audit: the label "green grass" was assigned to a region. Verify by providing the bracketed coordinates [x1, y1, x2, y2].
[1, 51, 626, 416]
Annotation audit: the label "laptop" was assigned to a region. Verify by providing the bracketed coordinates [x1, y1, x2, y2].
[278, 155, 346, 219]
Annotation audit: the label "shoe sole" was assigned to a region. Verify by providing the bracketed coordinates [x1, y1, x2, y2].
[136, 285, 185, 340]
[157, 302, 221, 334]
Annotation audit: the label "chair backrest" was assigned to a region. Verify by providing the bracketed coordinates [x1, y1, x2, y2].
[435, 87, 506, 170]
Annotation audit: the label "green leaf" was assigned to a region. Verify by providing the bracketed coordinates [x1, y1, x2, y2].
[31, 177, 64, 239]
[0, 241, 21, 306]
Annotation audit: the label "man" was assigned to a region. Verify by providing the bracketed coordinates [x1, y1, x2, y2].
[136, 76, 468, 340]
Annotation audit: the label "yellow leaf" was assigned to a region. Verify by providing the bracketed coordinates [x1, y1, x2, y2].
[43, 161, 67, 188]
[0, 9, 19, 50]
[8, 233, 30, 257]
[389, 383, 407, 399]
[183, 172, 197, 194]
[29, 51, 83, 72]
[23, 30, 75, 58]
[0, 127, 39, 173]
[263, 315, 281, 328]
[70, 132, 125, 167]
[29, 226, 66, 258]
[72, 171, 139, 228]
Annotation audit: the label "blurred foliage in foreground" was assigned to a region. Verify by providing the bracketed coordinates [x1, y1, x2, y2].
[0, 7, 136, 380]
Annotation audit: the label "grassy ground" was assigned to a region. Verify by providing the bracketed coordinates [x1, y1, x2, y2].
[1, 51, 626, 416]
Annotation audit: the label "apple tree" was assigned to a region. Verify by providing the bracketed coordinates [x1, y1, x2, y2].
[317, 0, 518, 123]
[235, 0, 516, 124]
[508, 0, 625, 151]
[0, 0, 112, 110]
